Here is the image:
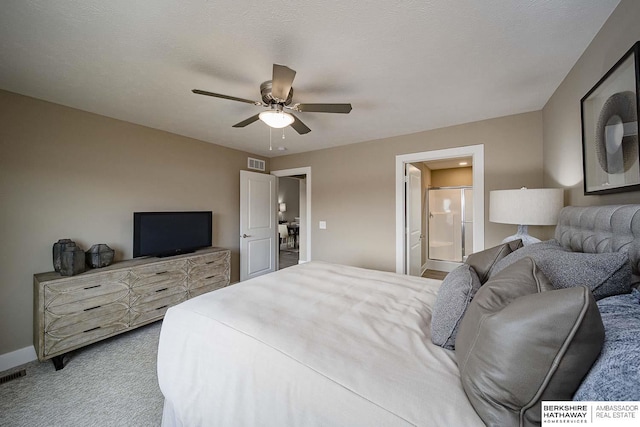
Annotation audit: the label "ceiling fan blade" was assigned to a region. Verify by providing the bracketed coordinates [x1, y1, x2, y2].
[232, 114, 261, 128]
[290, 114, 311, 135]
[271, 64, 296, 102]
[192, 89, 261, 105]
[295, 103, 352, 114]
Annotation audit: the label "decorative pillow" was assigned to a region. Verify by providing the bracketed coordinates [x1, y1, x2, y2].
[430, 264, 481, 349]
[465, 239, 523, 283]
[574, 289, 640, 401]
[455, 258, 604, 427]
[491, 241, 632, 300]
[488, 239, 565, 277]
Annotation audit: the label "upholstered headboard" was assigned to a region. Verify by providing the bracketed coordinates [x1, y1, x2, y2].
[555, 205, 640, 275]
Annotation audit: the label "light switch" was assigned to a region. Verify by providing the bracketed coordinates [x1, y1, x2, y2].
[319, 221, 327, 230]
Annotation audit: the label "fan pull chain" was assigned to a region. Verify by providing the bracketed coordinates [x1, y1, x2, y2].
[282, 128, 285, 139]
[269, 127, 273, 151]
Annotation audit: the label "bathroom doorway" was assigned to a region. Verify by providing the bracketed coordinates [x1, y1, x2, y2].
[395, 145, 485, 275]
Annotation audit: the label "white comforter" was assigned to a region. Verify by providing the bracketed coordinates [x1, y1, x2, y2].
[157, 262, 484, 427]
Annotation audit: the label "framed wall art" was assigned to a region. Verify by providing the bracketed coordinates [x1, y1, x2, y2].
[581, 41, 640, 195]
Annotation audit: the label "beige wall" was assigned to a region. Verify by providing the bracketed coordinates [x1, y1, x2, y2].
[431, 167, 473, 187]
[271, 111, 544, 272]
[543, 0, 640, 205]
[0, 90, 267, 355]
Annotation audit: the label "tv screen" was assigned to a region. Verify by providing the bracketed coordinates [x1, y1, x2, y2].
[133, 211, 212, 258]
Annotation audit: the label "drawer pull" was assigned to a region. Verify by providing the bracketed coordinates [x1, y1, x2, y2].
[155, 271, 168, 275]
[205, 275, 217, 280]
[156, 305, 168, 310]
[155, 287, 168, 293]
[84, 305, 101, 312]
[84, 284, 101, 290]
[83, 326, 101, 333]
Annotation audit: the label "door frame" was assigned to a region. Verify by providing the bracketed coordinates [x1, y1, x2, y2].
[395, 145, 485, 274]
[405, 164, 422, 276]
[271, 167, 312, 263]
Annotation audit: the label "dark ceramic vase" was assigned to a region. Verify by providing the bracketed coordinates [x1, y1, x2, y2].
[53, 239, 75, 272]
[60, 245, 86, 276]
[85, 244, 115, 268]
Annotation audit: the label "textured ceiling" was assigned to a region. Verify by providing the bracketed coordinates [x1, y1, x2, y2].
[0, 1, 620, 157]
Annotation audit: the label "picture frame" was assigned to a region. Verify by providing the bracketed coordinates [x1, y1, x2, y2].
[581, 41, 640, 195]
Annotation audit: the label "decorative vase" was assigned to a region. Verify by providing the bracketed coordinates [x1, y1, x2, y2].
[85, 244, 115, 268]
[60, 245, 86, 276]
[53, 239, 76, 272]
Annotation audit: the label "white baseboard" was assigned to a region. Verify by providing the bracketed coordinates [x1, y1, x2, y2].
[0, 345, 37, 373]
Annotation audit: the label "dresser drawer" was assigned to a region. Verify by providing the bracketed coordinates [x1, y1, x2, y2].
[44, 308, 129, 356]
[44, 301, 130, 332]
[44, 272, 130, 313]
[189, 272, 229, 292]
[130, 280, 187, 307]
[129, 259, 188, 289]
[188, 250, 230, 290]
[189, 250, 230, 267]
[130, 292, 187, 327]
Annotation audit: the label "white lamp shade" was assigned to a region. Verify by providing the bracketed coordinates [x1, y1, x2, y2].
[259, 110, 295, 128]
[279, 203, 287, 212]
[490, 188, 564, 226]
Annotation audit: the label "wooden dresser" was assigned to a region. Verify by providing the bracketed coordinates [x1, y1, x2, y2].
[34, 247, 230, 369]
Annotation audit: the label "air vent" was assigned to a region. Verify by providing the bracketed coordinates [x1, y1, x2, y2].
[0, 368, 26, 385]
[248, 157, 266, 171]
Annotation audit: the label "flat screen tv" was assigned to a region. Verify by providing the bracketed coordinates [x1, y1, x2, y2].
[133, 211, 212, 258]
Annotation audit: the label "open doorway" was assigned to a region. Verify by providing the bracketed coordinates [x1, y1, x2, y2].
[395, 145, 485, 275]
[271, 167, 312, 270]
[277, 176, 302, 269]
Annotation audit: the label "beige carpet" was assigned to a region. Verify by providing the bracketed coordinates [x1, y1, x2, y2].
[0, 321, 164, 427]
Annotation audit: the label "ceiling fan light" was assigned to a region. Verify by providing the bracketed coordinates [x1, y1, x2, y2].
[259, 110, 294, 128]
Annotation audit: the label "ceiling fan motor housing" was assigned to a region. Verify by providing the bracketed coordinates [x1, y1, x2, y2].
[260, 81, 293, 105]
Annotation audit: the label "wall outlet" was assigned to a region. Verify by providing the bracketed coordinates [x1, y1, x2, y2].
[319, 221, 327, 230]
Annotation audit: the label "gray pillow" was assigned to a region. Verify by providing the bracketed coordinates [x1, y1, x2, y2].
[491, 241, 632, 300]
[456, 258, 604, 427]
[465, 239, 523, 283]
[430, 264, 481, 350]
[574, 289, 640, 401]
[489, 240, 565, 277]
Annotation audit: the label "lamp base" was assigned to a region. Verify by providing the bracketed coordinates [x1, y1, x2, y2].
[501, 225, 540, 246]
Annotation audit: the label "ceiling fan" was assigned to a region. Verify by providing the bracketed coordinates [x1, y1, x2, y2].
[192, 64, 352, 135]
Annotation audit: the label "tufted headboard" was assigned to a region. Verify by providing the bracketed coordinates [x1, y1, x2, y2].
[554, 205, 640, 276]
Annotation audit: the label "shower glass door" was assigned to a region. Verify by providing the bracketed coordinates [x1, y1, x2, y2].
[428, 187, 472, 263]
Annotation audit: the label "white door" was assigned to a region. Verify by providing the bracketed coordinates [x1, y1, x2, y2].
[240, 170, 277, 281]
[406, 164, 422, 276]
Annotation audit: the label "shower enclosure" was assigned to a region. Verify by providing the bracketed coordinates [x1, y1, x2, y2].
[427, 187, 473, 263]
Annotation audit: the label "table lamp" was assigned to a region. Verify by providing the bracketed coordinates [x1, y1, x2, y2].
[489, 187, 564, 245]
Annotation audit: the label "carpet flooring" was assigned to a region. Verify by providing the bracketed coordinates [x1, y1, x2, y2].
[0, 321, 164, 427]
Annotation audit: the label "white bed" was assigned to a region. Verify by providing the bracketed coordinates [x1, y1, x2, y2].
[158, 205, 640, 426]
[157, 261, 484, 427]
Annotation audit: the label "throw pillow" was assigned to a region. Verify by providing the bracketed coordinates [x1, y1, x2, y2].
[465, 239, 523, 283]
[455, 258, 604, 427]
[574, 289, 640, 401]
[430, 264, 481, 350]
[488, 239, 565, 277]
[491, 241, 632, 300]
